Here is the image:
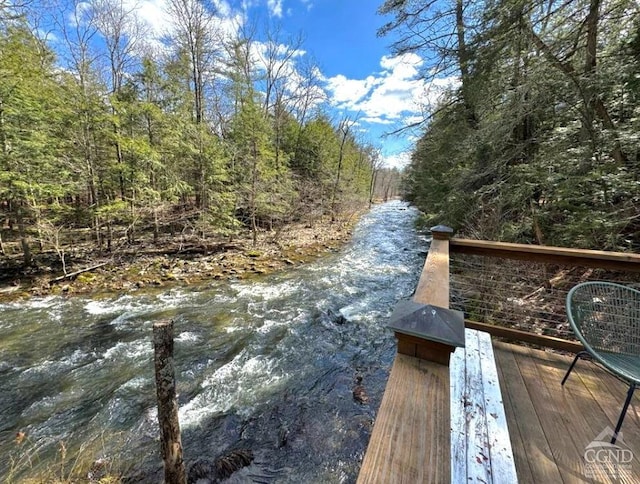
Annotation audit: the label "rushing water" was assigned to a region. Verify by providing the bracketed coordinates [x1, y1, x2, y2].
[0, 201, 428, 483]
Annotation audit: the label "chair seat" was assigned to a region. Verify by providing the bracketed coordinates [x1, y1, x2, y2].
[564, 281, 640, 444]
[598, 351, 640, 384]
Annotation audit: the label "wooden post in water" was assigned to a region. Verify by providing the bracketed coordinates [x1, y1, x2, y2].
[153, 320, 186, 484]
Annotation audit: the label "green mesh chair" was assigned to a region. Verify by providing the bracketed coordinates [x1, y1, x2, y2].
[562, 281, 640, 444]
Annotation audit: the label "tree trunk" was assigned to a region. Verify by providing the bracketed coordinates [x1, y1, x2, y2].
[527, 25, 626, 163]
[107, 219, 112, 252]
[332, 119, 351, 221]
[250, 141, 258, 246]
[369, 169, 378, 208]
[153, 207, 160, 244]
[456, 0, 476, 128]
[16, 203, 32, 267]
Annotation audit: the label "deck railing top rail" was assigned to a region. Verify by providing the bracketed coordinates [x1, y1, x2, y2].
[451, 238, 640, 272]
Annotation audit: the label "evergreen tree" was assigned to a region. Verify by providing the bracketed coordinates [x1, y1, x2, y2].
[0, 25, 69, 265]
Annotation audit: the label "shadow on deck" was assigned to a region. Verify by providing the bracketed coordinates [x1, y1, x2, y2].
[495, 341, 640, 483]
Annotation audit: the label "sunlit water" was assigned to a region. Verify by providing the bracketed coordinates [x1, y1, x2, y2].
[0, 201, 427, 483]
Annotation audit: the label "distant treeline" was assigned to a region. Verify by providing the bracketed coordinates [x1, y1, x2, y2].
[382, 0, 640, 251]
[0, 2, 403, 268]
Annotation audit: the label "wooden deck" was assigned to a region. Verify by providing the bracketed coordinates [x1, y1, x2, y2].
[358, 231, 640, 483]
[494, 341, 640, 483]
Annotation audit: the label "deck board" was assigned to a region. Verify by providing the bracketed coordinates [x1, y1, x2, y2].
[493, 350, 536, 484]
[357, 354, 450, 484]
[462, 330, 493, 483]
[494, 341, 640, 483]
[450, 328, 518, 483]
[475, 330, 518, 482]
[494, 343, 562, 484]
[450, 329, 517, 483]
[522, 346, 595, 484]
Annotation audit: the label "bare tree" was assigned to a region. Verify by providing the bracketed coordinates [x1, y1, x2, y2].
[367, 147, 383, 208]
[256, 27, 304, 168]
[56, 0, 105, 246]
[166, 0, 223, 209]
[91, 0, 146, 217]
[0, 0, 28, 25]
[166, 0, 220, 124]
[331, 116, 356, 221]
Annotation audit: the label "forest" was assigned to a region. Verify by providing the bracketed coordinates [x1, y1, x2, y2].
[382, 0, 640, 251]
[0, 1, 401, 276]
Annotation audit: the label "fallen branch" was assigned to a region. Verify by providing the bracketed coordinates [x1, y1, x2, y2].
[49, 262, 109, 284]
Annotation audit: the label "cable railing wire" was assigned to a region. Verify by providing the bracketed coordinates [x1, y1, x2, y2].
[450, 253, 640, 342]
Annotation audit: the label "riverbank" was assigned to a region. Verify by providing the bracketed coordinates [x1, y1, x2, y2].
[0, 212, 363, 303]
[2, 201, 423, 484]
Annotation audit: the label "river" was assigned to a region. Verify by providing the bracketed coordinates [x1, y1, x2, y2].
[0, 201, 427, 483]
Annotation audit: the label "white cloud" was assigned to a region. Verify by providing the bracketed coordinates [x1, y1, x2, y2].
[267, 0, 283, 17]
[361, 116, 395, 125]
[382, 151, 411, 170]
[325, 53, 457, 127]
[212, 0, 233, 17]
[136, 0, 172, 36]
[325, 74, 381, 107]
[379, 53, 422, 74]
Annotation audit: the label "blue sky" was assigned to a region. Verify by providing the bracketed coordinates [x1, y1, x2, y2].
[80, 0, 454, 167]
[248, 0, 438, 168]
[280, 1, 389, 78]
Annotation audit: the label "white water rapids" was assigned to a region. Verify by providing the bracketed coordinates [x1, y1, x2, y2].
[0, 201, 428, 482]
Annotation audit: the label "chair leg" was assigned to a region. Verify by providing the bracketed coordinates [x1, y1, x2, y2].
[612, 383, 636, 444]
[561, 351, 589, 386]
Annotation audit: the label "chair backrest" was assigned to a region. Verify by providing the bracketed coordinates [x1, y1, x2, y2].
[567, 281, 640, 356]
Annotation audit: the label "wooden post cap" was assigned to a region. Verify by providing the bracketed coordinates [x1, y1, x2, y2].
[430, 225, 454, 240]
[388, 300, 465, 365]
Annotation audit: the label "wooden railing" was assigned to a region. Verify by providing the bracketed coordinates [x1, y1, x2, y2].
[450, 239, 640, 272]
[358, 228, 640, 483]
[450, 238, 640, 352]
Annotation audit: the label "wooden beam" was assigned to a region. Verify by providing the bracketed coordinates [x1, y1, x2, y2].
[153, 320, 186, 484]
[464, 320, 584, 353]
[414, 236, 450, 307]
[357, 355, 450, 484]
[450, 239, 640, 272]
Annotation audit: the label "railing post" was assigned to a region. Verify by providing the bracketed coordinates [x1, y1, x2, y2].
[394, 225, 458, 363]
[153, 320, 186, 484]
